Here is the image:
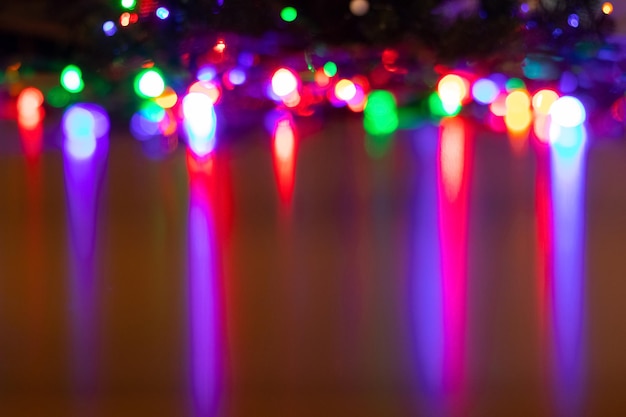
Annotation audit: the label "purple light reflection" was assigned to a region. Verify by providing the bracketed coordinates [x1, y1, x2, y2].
[412, 123, 445, 406]
[411, 118, 473, 417]
[63, 115, 108, 407]
[550, 124, 587, 416]
[187, 154, 223, 417]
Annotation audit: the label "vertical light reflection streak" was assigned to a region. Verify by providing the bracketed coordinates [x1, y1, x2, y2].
[550, 125, 587, 417]
[186, 152, 223, 417]
[64, 123, 108, 410]
[18, 113, 45, 379]
[412, 123, 444, 414]
[438, 117, 472, 411]
[271, 115, 298, 212]
[412, 117, 472, 416]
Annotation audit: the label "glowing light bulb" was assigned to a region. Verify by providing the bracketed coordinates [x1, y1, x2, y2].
[549, 96, 586, 127]
[155, 87, 178, 109]
[271, 68, 298, 98]
[17, 87, 44, 115]
[61, 65, 84, 93]
[323, 61, 338, 77]
[62, 104, 110, 160]
[335, 79, 357, 102]
[437, 74, 468, 116]
[189, 81, 221, 104]
[505, 90, 531, 111]
[602, 2, 613, 15]
[472, 78, 499, 104]
[183, 93, 217, 157]
[532, 89, 559, 115]
[121, 0, 136, 9]
[227, 68, 246, 86]
[280, 7, 297, 22]
[120, 12, 131, 26]
[156, 6, 170, 19]
[364, 90, 398, 135]
[350, 0, 370, 16]
[102, 21, 117, 36]
[134, 69, 165, 98]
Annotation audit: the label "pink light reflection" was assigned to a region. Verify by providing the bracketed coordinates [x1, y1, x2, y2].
[186, 151, 229, 416]
[437, 117, 472, 409]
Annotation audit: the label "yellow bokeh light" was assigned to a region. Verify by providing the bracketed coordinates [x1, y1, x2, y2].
[155, 87, 178, 109]
[335, 79, 357, 102]
[532, 89, 559, 115]
[505, 109, 532, 133]
[602, 2, 614, 15]
[505, 90, 531, 112]
[438, 74, 469, 105]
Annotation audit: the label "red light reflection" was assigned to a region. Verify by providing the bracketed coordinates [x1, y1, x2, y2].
[272, 116, 298, 211]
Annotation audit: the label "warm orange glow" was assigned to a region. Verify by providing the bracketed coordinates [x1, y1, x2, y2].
[532, 89, 559, 115]
[188, 81, 221, 104]
[505, 108, 532, 133]
[440, 118, 465, 202]
[213, 39, 226, 53]
[334, 79, 357, 102]
[602, 2, 613, 14]
[314, 69, 330, 87]
[155, 87, 178, 108]
[120, 12, 131, 26]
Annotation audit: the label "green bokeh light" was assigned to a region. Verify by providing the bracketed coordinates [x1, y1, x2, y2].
[121, 0, 136, 9]
[60, 65, 84, 93]
[505, 77, 526, 91]
[280, 7, 298, 22]
[134, 69, 165, 99]
[323, 61, 337, 77]
[364, 90, 399, 135]
[428, 92, 460, 117]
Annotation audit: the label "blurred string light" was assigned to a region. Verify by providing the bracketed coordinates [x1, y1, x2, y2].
[189, 81, 222, 104]
[271, 68, 299, 98]
[183, 93, 217, 157]
[471, 78, 499, 105]
[334, 79, 357, 102]
[532, 89, 559, 115]
[121, 0, 136, 10]
[134, 68, 165, 98]
[120, 12, 131, 26]
[364, 90, 398, 135]
[505, 77, 526, 92]
[227, 68, 246, 86]
[155, 6, 170, 19]
[568, 14, 579, 28]
[17, 87, 44, 129]
[197, 66, 217, 81]
[504, 89, 532, 139]
[280, 7, 298, 22]
[61, 65, 85, 93]
[154, 87, 178, 109]
[350, 0, 370, 16]
[63, 104, 109, 160]
[323, 61, 337, 77]
[102, 21, 117, 36]
[549, 96, 586, 128]
[437, 74, 469, 116]
[602, 2, 614, 15]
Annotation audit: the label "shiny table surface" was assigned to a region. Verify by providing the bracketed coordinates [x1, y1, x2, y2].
[1, 114, 626, 416]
